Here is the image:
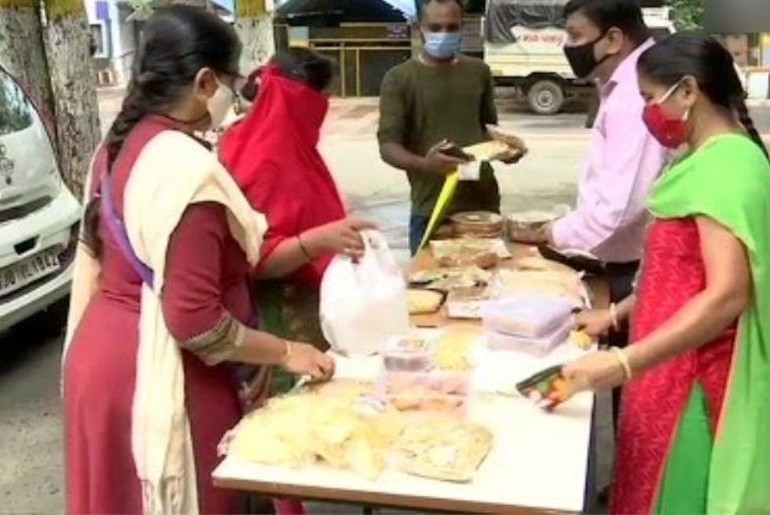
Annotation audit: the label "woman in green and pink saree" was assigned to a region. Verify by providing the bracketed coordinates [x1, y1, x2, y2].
[564, 32, 770, 514]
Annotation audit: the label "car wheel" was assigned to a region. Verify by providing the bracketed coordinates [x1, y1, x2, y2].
[19, 296, 70, 339]
[527, 79, 565, 115]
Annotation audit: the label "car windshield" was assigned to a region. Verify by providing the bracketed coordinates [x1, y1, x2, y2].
[0, 66, 34, 136]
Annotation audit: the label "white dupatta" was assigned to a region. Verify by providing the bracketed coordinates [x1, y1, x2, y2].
[63, 130, 266, 514]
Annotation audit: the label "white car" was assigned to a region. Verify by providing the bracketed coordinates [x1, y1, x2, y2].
[0, 64, 81, 334]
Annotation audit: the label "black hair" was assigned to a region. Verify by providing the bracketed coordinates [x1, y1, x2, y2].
[419, 0, 464, 19]
[239, 48, 336, 103]
[638, 32, 768, 160]
[83, 5, 241, 257]
[564, 0, 650, 46]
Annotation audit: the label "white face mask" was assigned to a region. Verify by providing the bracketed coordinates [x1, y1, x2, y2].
[206, 78, 234, 129]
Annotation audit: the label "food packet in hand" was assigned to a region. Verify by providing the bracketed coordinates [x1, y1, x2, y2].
[516, 365, 577, 412]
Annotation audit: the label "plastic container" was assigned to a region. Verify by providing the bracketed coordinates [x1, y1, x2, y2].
[485, 318, 574, 356]
[446, 286, 495, 320]
[506, 211, 559, 243]
[377, 369, 470, 416]
[382, 336, 433, 372]
[482, 295, 574, 339]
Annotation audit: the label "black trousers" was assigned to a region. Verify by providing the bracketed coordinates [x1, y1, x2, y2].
[583, 260, 640, 511]
[603, 261, 640, 429]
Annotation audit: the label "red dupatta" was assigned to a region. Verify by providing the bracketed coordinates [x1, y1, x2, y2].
[219, 65, 346, 287]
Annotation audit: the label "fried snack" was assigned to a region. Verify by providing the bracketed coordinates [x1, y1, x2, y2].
[569, 330, 593, 350]
[450, 212, 505, 239]
[429, 239, 508, 268]
[407, 289, 445, 315]
[228, 386, 405, 479]
[514, 256, 575, 274]
[495, 269, 584, 305]
[434, 327, 480, 372]
[395, 417, 494, 482]
[437, 251, 499, 269]
[409, 267, 492, 292]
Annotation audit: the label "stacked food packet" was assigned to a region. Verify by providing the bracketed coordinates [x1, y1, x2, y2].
[482, 294, 575, 356]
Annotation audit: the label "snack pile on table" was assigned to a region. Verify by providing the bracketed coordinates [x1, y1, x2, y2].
[226, 217, 598, 486]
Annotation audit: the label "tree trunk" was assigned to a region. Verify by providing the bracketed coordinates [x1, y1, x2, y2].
[43, 0, 101, 199]
[0, 0, 56, 136]
[234, 0, 275, 73]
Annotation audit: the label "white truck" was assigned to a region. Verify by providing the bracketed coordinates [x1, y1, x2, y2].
[483, 0, 675, 114]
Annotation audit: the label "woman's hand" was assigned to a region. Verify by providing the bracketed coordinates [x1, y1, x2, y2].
[302, 218, 377, 260]
[562, 350, 627, 393]
[282, 342, 335, 381]
[575, 309, 613, 338]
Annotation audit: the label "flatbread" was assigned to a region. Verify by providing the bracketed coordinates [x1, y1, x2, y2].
[514, 256, 576, 274]
[395, 418, 494, 482]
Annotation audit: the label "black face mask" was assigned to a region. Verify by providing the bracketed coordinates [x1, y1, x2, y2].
[564, 33, 610, 79]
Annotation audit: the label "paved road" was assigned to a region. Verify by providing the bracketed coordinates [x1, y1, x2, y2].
[3, 91, 770, 513]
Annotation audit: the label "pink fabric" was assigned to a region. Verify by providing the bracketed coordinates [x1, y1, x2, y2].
[552, 39, 668, 263]
[274, 499, 306, 515]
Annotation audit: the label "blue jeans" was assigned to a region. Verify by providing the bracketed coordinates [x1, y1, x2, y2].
[409, 214, 430, 256]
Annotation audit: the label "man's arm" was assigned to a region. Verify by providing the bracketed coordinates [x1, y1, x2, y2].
[480, 65, 499, 129]
[377, 70, 464, 176]
[550, 103, 667, 252]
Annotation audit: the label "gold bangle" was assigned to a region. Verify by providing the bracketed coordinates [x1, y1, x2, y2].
[609, 303, 620, 331]
[282, 339, 292, 364]
[611, 347, 632, 382]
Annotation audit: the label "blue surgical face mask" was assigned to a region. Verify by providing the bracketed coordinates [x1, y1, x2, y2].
[423, 30, 462, 60]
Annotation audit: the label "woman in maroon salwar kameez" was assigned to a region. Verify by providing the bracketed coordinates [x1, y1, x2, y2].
[63, 7, 333, 514]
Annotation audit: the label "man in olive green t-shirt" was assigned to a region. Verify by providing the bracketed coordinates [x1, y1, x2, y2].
[378, 0, 518, 254]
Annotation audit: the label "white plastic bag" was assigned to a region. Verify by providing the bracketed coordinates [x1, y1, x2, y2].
[320, 230, 410, 356]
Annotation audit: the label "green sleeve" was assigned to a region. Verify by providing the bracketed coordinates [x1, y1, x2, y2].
[377, 69, 407, 145]
[480, 65, 498, 127]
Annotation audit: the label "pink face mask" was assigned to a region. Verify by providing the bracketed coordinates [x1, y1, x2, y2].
[642, 82, 690, 149]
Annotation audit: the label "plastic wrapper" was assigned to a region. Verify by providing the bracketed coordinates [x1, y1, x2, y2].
[482, 295, 574, 339]
[485, 318, 573, 356]
[382, 337, 433, 372]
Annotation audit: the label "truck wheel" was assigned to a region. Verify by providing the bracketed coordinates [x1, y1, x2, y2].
[527, 80, 565, 115]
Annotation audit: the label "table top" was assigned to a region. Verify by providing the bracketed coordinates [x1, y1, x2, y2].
[215, 338, 594, 513]
[213, 241, 601, 513]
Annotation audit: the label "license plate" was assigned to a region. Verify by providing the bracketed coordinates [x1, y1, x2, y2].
[0, 249, 61, 297]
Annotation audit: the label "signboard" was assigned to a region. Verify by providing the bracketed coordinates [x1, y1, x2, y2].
[705, 0, 770, 33]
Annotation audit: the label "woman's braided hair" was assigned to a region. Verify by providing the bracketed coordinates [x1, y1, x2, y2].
[82, 5, 241, 258]
[637, 31, 769, 161]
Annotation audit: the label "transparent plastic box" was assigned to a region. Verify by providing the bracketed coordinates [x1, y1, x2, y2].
[485, 318, 574, 356]
[377, 369, 471, 416]
[481, 294, 574, 339]
[377, 332, 475, 416]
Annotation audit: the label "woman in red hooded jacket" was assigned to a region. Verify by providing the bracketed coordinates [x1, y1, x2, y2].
[219, 48, 373, 381]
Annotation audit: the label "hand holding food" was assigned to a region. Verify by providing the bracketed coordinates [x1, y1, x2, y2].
[561, 350, 628, 393]
[283, 341, 335, 381]
[574, 309, 613, 338]
[569, 330, 594, 350]
[424, 139, 471, 175]
[487, 127, 528, 164]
